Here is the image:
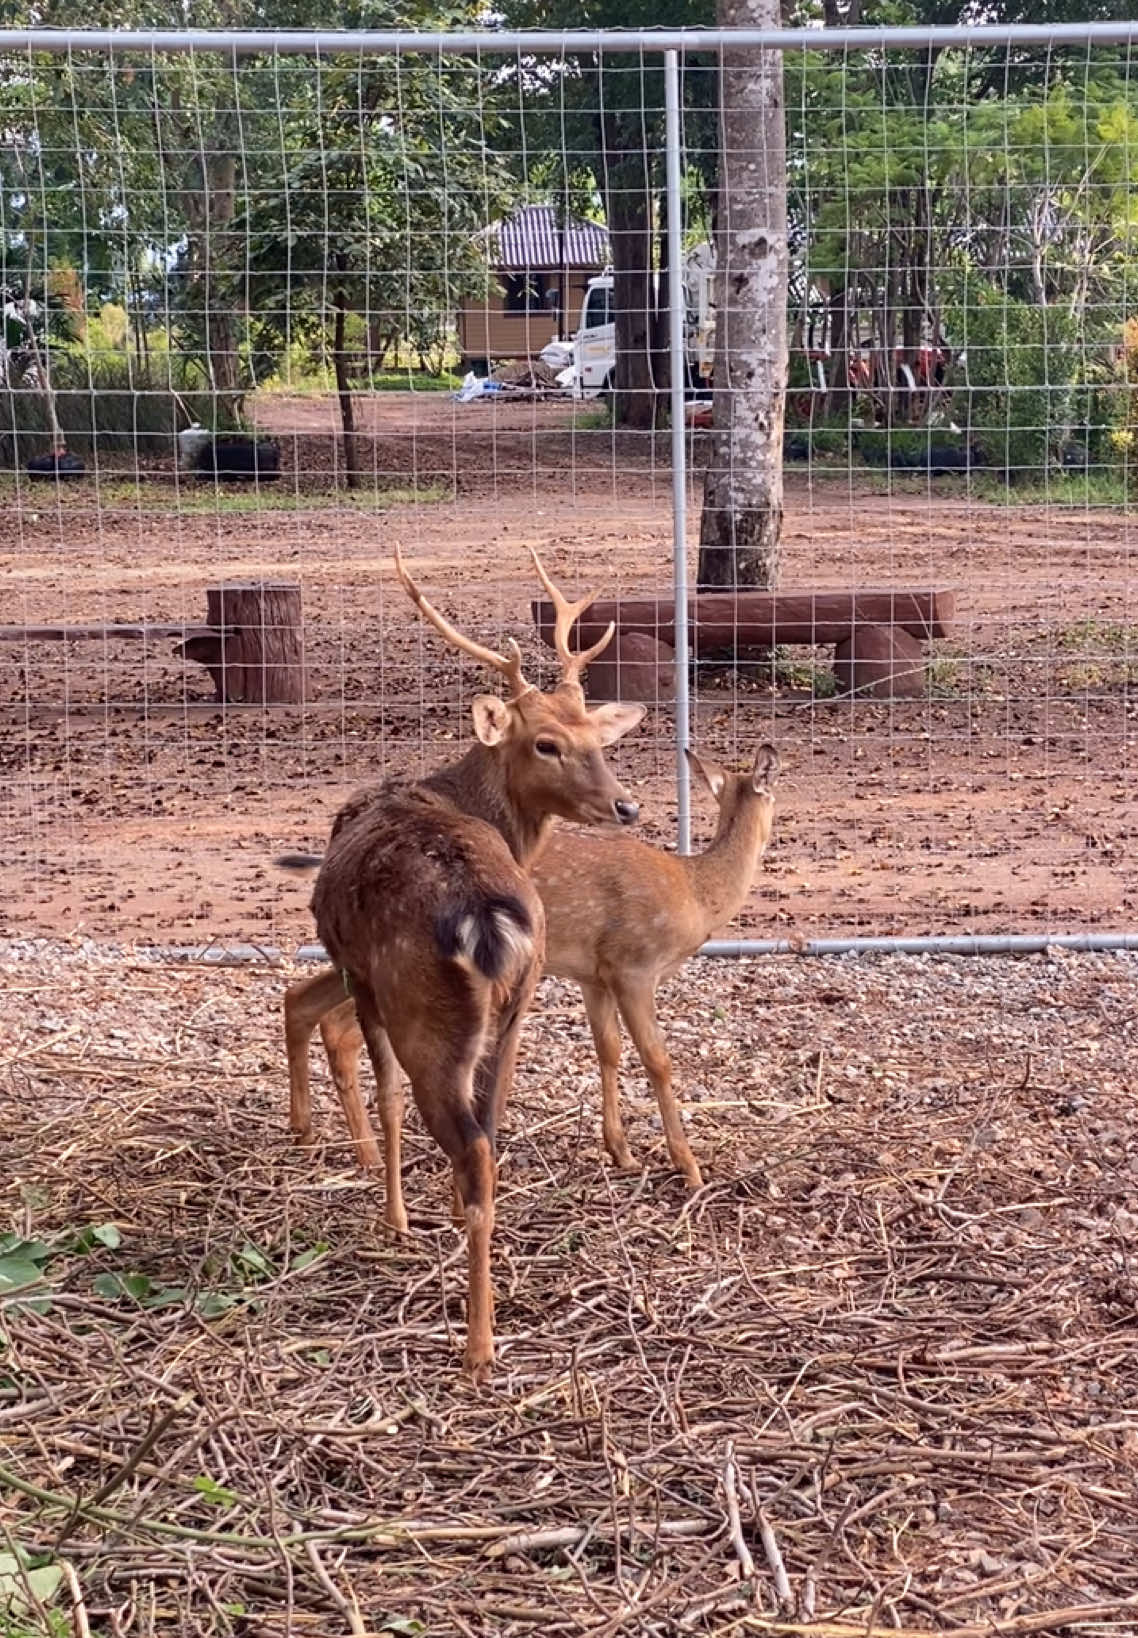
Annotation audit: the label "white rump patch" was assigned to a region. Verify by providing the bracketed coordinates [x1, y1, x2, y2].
[492, 908, 534, 972]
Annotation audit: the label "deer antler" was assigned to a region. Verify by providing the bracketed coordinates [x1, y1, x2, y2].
[393, 545, 533, 701]
[528, 547, 615, 691]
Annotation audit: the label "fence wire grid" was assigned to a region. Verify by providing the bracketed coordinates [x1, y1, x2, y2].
[2, 25, 1137, 956]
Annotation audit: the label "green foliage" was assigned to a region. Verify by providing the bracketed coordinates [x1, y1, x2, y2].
[192, 1474, 240, 1508]
[5, 0, 1138, 461]
[944, 273, 1079, 479]
[236, 21, 514, 387]
[0, 1548, 64, 1628]
[1, 352, 225, 462]
[0, 1236, 51, 1303]
[856, 426, 971, 468]
[783, 418, 857, 461]
[370, 370, 463, 393]
[87, 479, 453, 514]
[1122, 317, 1138, 500]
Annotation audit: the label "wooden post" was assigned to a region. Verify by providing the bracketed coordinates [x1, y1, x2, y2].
[180, 581, 304, 704]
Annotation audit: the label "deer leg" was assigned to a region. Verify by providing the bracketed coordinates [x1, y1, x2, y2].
[285, 967, 346, 1145]
[353, 990, 409, 1234]
[320, 1000, 380, 1171]
[414, 1077, 497, 1379]
[580, 980, 636, 1173]
[455, 963, 538, 1228]
[474, 964, 539, 1153]
[614, 977, 703, 1191]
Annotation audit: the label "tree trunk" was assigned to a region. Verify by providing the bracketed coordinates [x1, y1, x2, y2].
[182, 144, 241, 409]
[183, 582, 305, 704]
[651, 190, 671, 406]
[600, 126, 657, 430]
[332, 283, 362, 491]
[826, 285, 851, 420]
[19, 297, 65, 451]
[697, 0, 788, 590]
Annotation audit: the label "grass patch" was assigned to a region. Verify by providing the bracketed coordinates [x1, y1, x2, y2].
[773, 650, 839, 697]
[968, 470, 1130, 507]
[929, 625, 1138, 700]
[1052, 618, 1138, 690]
[260, 367, 462, 395]
[0, 474, 453, 513]
[103, 479, 454, 514]
[790, 464, 1131, 508]
[368, 369, 463, 393]
[573, 404, 614, 430]
[927, 654, 967, 697]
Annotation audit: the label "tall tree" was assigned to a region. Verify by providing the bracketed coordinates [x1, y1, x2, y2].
[240, 27, 512, 484]
[502, 0, 715, 429]
[697, 0, 789, 589]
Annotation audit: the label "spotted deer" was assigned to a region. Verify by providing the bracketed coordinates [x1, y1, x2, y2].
[290, 547, 644, 1379]
[283, 744, 779, 1196]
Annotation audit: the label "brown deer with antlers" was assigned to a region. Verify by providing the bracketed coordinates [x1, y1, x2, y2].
[284, 744, 779, 1195]
[290, 547, 643, 1378]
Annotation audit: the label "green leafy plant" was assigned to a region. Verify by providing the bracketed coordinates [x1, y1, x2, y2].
[192, 1475, 240, 1509]
[0, 1236, 51, 1295]
[944, 272, 1078, 482]
[0, 1547, 63, 1626]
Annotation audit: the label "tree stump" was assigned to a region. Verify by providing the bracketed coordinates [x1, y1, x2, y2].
[179, 581, 304, 704]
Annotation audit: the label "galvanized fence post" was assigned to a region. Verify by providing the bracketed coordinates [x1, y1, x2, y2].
[664, 47, 692, 855]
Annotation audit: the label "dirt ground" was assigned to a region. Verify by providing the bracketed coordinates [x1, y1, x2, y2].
[2, 389, 1137, 947]
[3, 395, 1138, 1635]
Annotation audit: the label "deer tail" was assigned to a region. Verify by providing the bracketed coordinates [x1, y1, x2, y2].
[275, 853, 325, 875]
[435, 894, 535, 985]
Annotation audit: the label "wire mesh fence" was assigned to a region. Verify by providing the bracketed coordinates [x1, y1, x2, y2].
[5, 32, 1138, 1638]
[2, 26, 1136, 953]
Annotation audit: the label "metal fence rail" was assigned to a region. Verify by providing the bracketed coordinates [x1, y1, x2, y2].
[4, 23, 1138, 51]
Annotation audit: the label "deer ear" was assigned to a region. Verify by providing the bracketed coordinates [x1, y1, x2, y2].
[588, 701, 646, 746]
[471, 694, 512, 746]
[752, 743, 780, 792]
[686, 748, 727, 799]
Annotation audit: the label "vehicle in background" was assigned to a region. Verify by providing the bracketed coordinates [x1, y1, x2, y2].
[558, 241, 716, 399]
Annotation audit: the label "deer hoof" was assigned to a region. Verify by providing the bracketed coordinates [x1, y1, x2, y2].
[606, 1144, 639, 1173]
[463, 1344, 495, 1384]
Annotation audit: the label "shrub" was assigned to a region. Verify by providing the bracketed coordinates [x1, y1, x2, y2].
[1120, 318, 1138, 499]
[783, 415, 858, 462]
[0, 351, 234, 467]
[856, 427, 978, 471]
[944, 273, 1078, 483]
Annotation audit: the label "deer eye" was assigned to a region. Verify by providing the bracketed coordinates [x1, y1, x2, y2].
[535, 738, 561, 758]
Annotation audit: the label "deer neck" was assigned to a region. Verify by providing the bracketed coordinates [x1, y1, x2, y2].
[686, 800, 768, 935]
[421, 745, 551, 867]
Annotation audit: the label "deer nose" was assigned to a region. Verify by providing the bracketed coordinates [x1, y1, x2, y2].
[613, 798, 639, 826]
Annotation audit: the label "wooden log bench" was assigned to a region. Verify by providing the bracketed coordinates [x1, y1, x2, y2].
[533, 588, 956, 703]
[0, 580, 305, 704]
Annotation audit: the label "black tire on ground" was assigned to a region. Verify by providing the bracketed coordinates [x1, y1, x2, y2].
[27, 451, 85, 480]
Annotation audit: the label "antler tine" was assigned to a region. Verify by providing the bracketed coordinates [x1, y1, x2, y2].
[528, 546, 615, 686]
[570, 619, 617, 677]
[393, 545, 530, 698]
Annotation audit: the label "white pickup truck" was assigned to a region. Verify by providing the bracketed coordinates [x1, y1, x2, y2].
[549, 241, 717, 398]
